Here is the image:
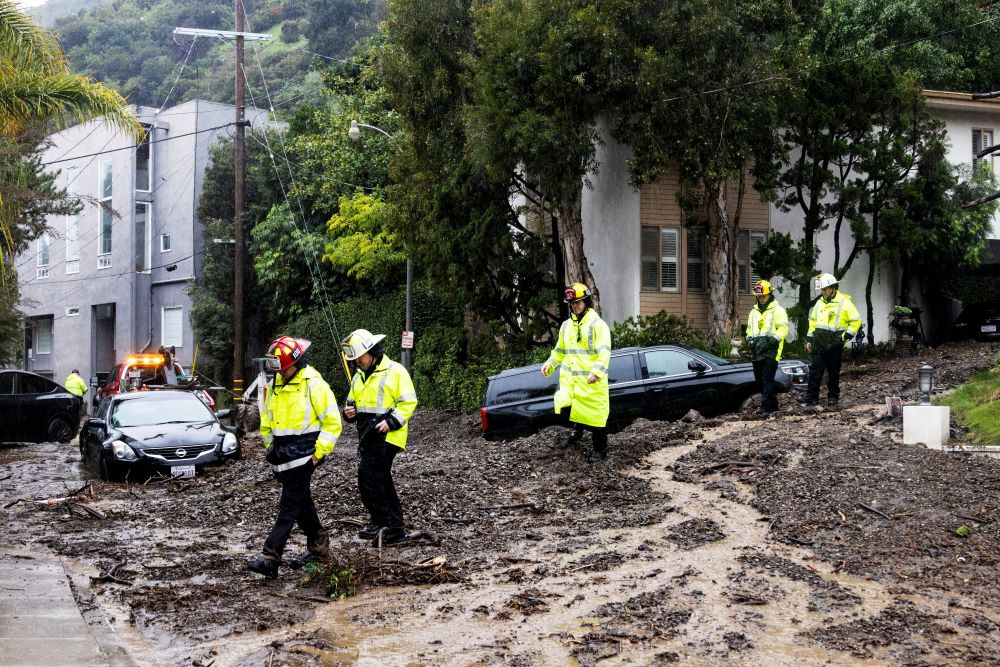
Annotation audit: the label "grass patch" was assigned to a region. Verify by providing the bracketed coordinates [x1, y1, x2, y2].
[937, 365, 1000, 444]
[297, 560, 357, 599]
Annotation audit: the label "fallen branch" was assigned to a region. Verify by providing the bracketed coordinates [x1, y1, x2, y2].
[955, 514, 992, 525]
[700, 461, 762, 475]
[857, 502, 892, 521]
[279, 591, 331, 604]
[474, 502, 536, 511]
[90, 560, 131, 585]
[69, 503, 106, 520]
[729, 594, 768, 605]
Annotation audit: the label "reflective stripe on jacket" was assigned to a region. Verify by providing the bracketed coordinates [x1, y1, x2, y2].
[348, 355, 418, 449]
[260, 365, 342, 469]
[807, 291, 862, 351]
[746, 298, 789, 361]
[543, 308, 611, 428]
[64, 373, 88, 397]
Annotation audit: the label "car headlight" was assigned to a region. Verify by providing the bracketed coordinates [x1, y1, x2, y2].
[221, 432, 238, 454]
[112, 440, 137, 461]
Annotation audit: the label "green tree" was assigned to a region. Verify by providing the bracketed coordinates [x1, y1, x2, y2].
[381, 0, 557, 342]
[323, 192, 404, 285]
[611, 0, 796, 345]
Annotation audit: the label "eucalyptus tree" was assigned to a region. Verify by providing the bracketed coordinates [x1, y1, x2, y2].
[611, 0, 797, 345]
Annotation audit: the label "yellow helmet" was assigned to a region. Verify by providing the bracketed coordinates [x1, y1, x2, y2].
[752, 279, 772, 296]
[563, 282, 592, 303]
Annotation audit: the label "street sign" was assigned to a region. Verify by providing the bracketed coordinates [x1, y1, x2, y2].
[401, 331, 414, 349]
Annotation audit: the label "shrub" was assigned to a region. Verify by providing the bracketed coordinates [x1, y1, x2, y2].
[611, 312, 707, 350]
[280, 19, 301, 43]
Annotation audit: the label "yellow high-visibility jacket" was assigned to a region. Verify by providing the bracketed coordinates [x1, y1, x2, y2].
[746, 298, 789, 361]
[347, 355, 418, 449]
[261, 365, 341, 467]
[64, 372, 88, 397]
[807, 291, 862, 352]
[543, 308, 612, 428]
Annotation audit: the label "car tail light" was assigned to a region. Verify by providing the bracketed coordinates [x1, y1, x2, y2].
[480, 407, 488, 432]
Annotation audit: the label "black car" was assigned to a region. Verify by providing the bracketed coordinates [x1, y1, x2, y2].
[0, 370, 82, 444]
[81, 390, 239, 481]
[481, 345, 808, 439]
[951, 302, 1000, 341]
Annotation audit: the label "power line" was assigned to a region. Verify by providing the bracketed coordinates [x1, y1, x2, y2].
[39, 122, 239, 167]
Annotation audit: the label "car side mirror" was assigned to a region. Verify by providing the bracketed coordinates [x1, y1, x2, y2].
[688, 360, 709, 373]
[86, 418, 106, 429]
[215, 409, 232, 420]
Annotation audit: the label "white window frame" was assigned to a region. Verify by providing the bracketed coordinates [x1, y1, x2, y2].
[162, 306, 183, 348]
[973, 128, 995, 169]
[160, 233, 172, 253]
[135, 203, 151, 273]
[36, 233, 50, 279]
[35, 319, 52, 355]
[98, 159, 112, 265]
[135, 124, 152, 192]
[738, 230, 769, 292]
[65, 307, 80, 317]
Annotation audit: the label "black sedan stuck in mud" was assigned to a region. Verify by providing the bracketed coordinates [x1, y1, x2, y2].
[481, 344, 808, 439]
[82, 390, 239, 481]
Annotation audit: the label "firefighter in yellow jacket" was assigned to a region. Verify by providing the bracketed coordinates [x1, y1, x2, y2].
[542, 283, 612, 463]
[249, 336, 342, 579]
[342, 329, 418, 546]
[64, 369, 88, 416]
[800, 273, 862, 407]
[746, 280, 788, 415]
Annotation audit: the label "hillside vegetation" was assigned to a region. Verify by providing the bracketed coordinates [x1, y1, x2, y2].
[50, 0, 384, 109]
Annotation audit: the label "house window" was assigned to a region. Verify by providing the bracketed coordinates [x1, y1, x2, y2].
[135, 125, 151, 192]
[162, 306, 183, 347]
[36, 233, 50, 279]
[98, 159, 112, 264]
[65, 165, 80, 274]
[738, 230, 769, 292]
[686, 228, 706, 292]
[160, 233, 172, 253]
[134, 203, 151, 272]
[640, 225, 679, 292]
[35, 319, 52, 355]
[66, 307, 80, 317]
[973, 128, 995, 167]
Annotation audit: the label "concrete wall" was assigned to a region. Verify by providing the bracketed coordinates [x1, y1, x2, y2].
[581, 120, 640, 327]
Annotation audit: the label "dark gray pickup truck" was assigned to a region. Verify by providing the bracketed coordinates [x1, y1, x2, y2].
[481, 344, 807, 439]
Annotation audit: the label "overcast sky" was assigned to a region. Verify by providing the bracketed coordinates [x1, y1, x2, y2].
[17, 0, 48, 7]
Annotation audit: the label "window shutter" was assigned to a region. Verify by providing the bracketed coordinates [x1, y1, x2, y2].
[686, 230, 705, 291]
[750, 231, 768, 285]
[640, 226, 660, 291]
[661, 228, 679, 291]
[737, 231, 749, 292]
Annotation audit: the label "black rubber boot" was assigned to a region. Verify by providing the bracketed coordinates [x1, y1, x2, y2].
[587, 449, 608, 464]
[370, 526, 407, 547]
[247, 555, 279, 579]
[568, 426, 584, 443]
[357, 523, 382, 540]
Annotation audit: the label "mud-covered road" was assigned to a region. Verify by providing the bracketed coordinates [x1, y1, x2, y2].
[2, 342, 1000, 665]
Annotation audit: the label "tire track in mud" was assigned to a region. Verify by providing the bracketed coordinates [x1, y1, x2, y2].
[244, 416, 927, 666]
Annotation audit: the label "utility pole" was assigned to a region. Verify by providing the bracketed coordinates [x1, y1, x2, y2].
[174, 19, 271, 405]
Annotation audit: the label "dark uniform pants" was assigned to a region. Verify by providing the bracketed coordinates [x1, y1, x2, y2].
[752, 356, 779, 411]
[263, 463, 326, 561]
[571, 420, 608, 454]
[806, 344, 843, 401]
[359, 438, 404, 529]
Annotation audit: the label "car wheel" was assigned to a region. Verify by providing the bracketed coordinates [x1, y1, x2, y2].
[46, 417, 74, 444]
[99, 457, 123, 482]
[739, 393, 760, 412]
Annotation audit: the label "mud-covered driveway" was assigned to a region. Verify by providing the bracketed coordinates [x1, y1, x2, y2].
[2, 341, 1000, 665]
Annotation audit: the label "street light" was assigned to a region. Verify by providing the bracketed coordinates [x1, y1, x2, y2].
[348, 119, 414, 371]
[918, 363, 934, 406]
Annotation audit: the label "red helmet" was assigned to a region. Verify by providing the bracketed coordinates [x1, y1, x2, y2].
[266, 336, 311, 372]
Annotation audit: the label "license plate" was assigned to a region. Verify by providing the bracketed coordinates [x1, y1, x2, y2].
[982, 325, 997, 333]
[171, 465, 195, 478]
[128, 370, 141, 378]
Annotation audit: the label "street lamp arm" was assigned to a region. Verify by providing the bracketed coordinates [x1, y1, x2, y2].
[349, 120, 401, 150]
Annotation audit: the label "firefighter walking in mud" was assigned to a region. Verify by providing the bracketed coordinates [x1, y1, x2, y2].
[799, 273, 862, 407]
[342, 329, 418, 546]
[541, 282, 612, 463]
[746, 280, 788, 415]
[64, 369, 88, 416]
[249, 336, 342, 579]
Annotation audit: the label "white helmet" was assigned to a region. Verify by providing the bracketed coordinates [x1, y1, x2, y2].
[341, 329, 386, 361]
[814, 273, 838, 291]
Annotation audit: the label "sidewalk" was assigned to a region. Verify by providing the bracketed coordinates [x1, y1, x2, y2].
[0, 549, 131, 667]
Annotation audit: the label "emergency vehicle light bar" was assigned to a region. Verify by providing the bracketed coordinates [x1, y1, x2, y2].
[126, 355, 165, 365]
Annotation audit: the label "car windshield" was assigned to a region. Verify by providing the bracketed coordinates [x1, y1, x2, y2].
[112, 396, 213, 427]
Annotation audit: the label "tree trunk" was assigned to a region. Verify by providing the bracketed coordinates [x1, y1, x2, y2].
[557, 182, 601, 315]
[797, 222, 815, 339]
[865, 251, 876, 346]
[705, 181, 737, 347]
[550, 209, 568, 323]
